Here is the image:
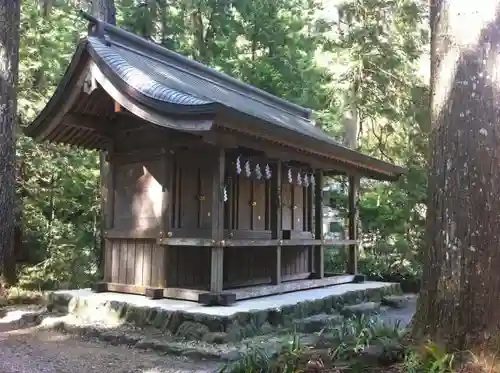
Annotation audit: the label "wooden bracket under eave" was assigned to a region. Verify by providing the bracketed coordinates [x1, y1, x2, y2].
[114, 101, 122, 113]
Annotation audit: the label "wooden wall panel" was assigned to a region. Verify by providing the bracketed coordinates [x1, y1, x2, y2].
[105, 238, 165, 287]
[253, 180, 266, 230]
[292, 184, 304, 231]
[199, 166, 213, 230]
[172, 154, 214, 235]
[166, 246, 210, 290]
[237, 176, 252, 230]
[178, 161, 198, 229]
[281, 166, 313, 235]
[224, 246, 273, 288]
[113, 159, 165, 232]
[281, 183, 292, 231]
[281, 246, 310, 277]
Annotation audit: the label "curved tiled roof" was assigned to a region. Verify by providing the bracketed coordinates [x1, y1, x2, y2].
[24, 13, 405, 181]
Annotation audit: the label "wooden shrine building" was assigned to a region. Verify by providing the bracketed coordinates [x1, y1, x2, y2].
[24, 14, 404, 305]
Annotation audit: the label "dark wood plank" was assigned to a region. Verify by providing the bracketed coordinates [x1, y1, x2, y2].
[92, 282, 108, 293]
[198, 292, 236, 306]
[348, 175, 359, 274]
[179, 159, 198, 229]
[200, 162, 214, 229]
[253, 180, 266, 230]
[237, 176, 252, 230]
[281, 181, 292, 231]
[210, 148, 225, 293]
[231, 274, 356, 301]
[106, 228, 161, 239]
[142, 241, 152, 286]
[145, 287, 163, 299]
[158, 237, 214, 246]
[111, 239, 119, 283]
[135, 240, 144, 285]
[126, 239, 135, 284]
[119, 239, 127, 284]
[163, 287, 207, 302]
[104, 239, 112, 282]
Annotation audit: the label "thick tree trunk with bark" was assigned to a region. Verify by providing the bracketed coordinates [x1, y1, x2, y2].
[413, 0, 500, 351]
[0, 0, 21, 285]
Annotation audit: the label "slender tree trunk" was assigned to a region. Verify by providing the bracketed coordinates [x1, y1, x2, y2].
[92, 0, 116, 276]
[0, 0, 21, 286]
[413, 0, 500, 352]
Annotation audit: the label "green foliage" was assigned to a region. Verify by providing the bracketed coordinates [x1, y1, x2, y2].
[403, 342, 455, 373]
[222, 315, 408, 373]
[320, 314, 407, 361]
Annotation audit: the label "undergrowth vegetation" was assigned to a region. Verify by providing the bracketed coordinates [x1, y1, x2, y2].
[221, 316, 464, 373]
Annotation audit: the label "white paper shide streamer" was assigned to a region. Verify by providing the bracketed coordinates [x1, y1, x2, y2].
[245, 160, 251, 177]
[236, 156, 242, 175]
[265, 164, 272, 180]
[255, 164, 262, 179]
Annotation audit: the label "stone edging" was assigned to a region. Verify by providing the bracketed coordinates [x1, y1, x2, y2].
[47, 283, 402, 344]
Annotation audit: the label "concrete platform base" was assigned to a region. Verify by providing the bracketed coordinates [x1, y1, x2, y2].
[48, 281, 402, 343]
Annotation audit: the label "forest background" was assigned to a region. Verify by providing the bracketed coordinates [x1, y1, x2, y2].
[14, 0, 429, 291]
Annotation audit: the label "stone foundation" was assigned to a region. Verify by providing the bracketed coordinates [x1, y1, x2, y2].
[47, 282, 402, 343]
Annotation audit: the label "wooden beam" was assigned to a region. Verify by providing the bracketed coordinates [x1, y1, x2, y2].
[214, 128, 356, 174]
[270, 160, 283, 285]
[198, 292, 236, 306]
[62, 113, 112, 135]
[311, 170, 324, 279]
[347, 175, 359, 274]
[210, 148, 225, 293]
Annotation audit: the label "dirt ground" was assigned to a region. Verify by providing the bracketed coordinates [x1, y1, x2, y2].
[0, 326, 222, 373]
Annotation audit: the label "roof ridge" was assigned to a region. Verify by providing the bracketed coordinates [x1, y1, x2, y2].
[80, 11, 313, 121]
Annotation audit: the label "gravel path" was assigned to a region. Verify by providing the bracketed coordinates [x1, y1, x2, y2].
[0, 326, 221, 373]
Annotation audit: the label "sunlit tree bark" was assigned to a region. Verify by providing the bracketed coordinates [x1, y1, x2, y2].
[0, 0, 21, 285]
[413, 0, 500, 351]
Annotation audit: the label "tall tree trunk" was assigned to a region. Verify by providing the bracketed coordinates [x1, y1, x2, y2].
[92, 0, 116, 25]
[92, 0, 116, 276]
[0, 0, 21, 286]
[413, 0, 500, 352]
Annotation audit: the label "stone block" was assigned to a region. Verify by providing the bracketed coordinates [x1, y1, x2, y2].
[175, 321, 210, 340]
[293, 313, 344, 333]
[341, 301, 380, 317]
[381, 295, 412, 309]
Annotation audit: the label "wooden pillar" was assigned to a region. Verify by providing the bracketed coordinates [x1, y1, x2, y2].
[210, 148, 225, 293]
[102, 148, 114, 283]
[311, 170, 324, 279]
[161, 149, 174, 288]
[270, 160, 282, 285]
[347, 175, 359, 274]
[162, 149, 173, 236]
